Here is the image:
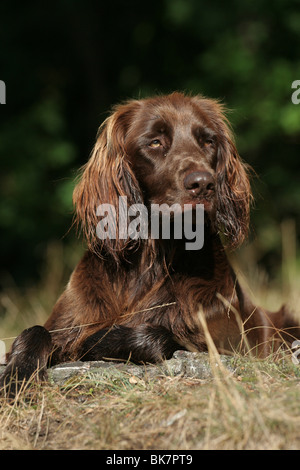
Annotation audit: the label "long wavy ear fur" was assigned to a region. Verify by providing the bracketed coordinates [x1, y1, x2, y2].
[216, 129, 252, 248]
[73, 101, 143, 261]
[192, 96, 252, 248]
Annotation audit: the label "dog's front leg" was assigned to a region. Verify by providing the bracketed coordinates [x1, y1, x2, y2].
[79, 324, 184, 363]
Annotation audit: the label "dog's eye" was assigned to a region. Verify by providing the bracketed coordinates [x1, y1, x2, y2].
[149, 139, 162, 148]
[197, 131, 215, 148]
[204, 138, 214, 147]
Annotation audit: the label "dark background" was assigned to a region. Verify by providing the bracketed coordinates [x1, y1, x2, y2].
[0, 0, 299, 289]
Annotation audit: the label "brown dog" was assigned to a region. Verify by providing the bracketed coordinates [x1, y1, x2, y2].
[1, 92, 299, 391]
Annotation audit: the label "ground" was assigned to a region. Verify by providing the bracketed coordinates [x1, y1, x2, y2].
[1, 350, 300, 450]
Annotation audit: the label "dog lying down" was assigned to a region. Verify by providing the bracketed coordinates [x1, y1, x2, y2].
[1, 92, 299, 396]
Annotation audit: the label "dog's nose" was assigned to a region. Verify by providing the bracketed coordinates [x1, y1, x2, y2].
[183, 171, 215, 196]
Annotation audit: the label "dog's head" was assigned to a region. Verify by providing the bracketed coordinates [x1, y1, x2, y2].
[73, 92, 252, 258]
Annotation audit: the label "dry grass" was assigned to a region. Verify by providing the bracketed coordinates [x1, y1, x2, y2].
[0, 351, 300, 450]
[0, 238, 300, 450]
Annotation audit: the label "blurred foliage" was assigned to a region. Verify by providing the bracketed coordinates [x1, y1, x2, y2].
[0, 0, 299, 286]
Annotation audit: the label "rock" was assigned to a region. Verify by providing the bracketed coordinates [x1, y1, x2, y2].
[48, 351, 236, 385]
[0, 351, 237, 386]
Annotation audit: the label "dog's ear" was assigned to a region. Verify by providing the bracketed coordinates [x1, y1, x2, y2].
[73, 101, 143, 261]
[193, 97, 252, 248]
[215, 124, 252, 248]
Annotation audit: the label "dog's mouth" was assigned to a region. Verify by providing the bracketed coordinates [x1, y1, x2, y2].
[181, 193, 216, 214]
[146, 193, 215, 215]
